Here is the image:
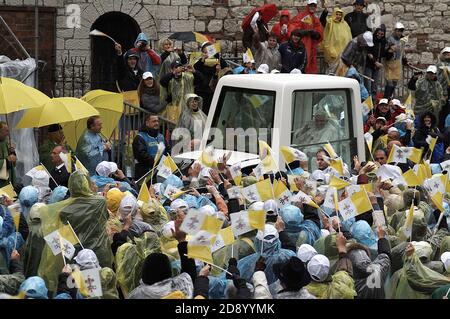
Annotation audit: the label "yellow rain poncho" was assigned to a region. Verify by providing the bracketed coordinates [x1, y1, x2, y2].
[323, 9, 352, 65]
[106, 188, 125, 240]
[38, 171, 113, 294]
[115, 231, 163, 298]
[306, 271, 357, 299]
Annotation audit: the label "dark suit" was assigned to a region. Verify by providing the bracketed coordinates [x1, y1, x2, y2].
[49, 164, 70, 190]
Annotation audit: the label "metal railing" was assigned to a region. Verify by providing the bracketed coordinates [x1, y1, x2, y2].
[110, 101, 176, 178]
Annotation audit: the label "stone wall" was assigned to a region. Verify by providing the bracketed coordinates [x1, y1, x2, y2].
[1, 0, 449, 91]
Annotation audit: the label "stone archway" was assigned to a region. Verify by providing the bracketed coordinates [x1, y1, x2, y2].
[90, 12, 141, 91]
[61, 0, 159, 92]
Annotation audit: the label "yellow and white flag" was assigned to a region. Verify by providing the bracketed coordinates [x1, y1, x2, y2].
[364, 132, 373, 153]
[157, 155, 178, 179]
[379, 134, 388, 148]
[180, 209, 223, 235]
[241, 178, 273, 202]
[402, 147, 423, 164]
[187, 230, 215, 263]
[322, 186, 337, 210]
[426, 135, 437, 153]
[273, 180, 292, 208]
[25, 165, 48, 179]
[230, 210, 266, 236]
[338, 190, 373, 221]
[395, 169, 422, 187]
[329, 175, 351, 190]
[137, 181, 150, 204]
[324, 142, 338, 158]
[198, 147, 217, 168]
[211, 227, 235, 253]
[206, 42, 221, 58]
[361, 96, 374, 117]
[259, 140, 277, 173]
[227, 186, 242, 200]
[280, 146, 308, 164]
[75, 157, 89, 175]
[229, 162, 242, 186]
[292, 190, 320, 209]
[0, 183, 17, 199]
[243, 48, 254, 63]
[403, 93, 413, 112]
[43, 224, 79, 259]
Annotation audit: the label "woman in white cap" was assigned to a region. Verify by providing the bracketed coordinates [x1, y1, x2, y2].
[138, 71, 167, 114]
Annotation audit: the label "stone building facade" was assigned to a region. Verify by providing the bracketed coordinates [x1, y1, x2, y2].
[1, 0, 449, 95]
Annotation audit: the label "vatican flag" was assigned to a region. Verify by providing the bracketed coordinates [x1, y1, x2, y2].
[241, 178, 273, 202]
[329, 175, 351, 190]
[280, 146, 308, 164]
[230, 210, 266, 236]
[180, 209, 223, 235]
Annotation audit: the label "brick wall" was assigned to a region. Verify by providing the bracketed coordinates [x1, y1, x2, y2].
[0, 6, 56, 96]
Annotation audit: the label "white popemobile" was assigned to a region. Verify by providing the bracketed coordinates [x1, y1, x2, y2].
[175, 74, 365, 171]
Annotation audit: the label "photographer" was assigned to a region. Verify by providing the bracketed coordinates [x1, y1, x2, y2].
[0, 122, 16, 188]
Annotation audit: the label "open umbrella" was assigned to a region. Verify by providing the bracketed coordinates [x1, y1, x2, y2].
[0, 77, 50, 114]
[168, 32, 213, 44]
[61, 90, 124, 149]
[16, 97, 99, 129]
[241, 4, 278, 29]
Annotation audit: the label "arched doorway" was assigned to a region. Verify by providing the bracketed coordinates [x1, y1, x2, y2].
[90, 12, 141, 92]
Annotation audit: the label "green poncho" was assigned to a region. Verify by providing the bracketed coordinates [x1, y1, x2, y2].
[38, 171, 113, 294]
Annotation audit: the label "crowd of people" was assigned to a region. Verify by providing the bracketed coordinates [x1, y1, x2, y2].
[0, 0, 450, 300]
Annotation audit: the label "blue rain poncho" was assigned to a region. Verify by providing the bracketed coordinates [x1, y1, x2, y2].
[237, 237, 296, 285]
[19, 186, 39, 218]
[19, 276, 48, 299]
[75, 129, 107, 176]
[280, 205, 304, 242]
[296, 220, 322, 246]
[90, 175, 136, 195]
[0, 205, 14, 238]
[48, 186, 69, 204]
[350, 220, 378, 250]
[0, 232, 25, 268]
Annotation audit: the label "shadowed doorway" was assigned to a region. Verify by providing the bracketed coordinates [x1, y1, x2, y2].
[90, 12, 141, 92]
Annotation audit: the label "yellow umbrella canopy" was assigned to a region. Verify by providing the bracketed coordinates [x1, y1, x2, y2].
[61, 90, 124, 149]
[16, 97, 100, 129]
[0, 77, 50, 114]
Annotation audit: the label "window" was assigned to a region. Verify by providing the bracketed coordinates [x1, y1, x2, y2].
[210, 86, 276, 154]
[291, 89, 355, 169]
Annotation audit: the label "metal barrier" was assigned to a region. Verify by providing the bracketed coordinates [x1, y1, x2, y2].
[110, 101, 176, 178]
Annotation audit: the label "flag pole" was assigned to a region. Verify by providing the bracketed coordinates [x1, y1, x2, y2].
[67, 221, 85, 250]
[135, 166, 158, 185]
[59, 234, 67, 267]
[183, 254, 233, 276]
[40, 162, 59, 187]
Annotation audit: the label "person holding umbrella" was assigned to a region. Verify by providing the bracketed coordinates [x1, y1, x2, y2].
[290, 0, 323, 74]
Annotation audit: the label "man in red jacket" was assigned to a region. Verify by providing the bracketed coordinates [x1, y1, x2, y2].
[290, 0, 323, 74]
[271, 10, 292, 44]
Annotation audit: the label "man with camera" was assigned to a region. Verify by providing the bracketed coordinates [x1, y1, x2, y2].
[0, 122, 16, 188]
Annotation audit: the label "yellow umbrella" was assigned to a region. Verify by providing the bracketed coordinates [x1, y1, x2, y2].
[16, 97, 99, 129]
[0, 77, 50, 114]
[61, 90, 124, 149]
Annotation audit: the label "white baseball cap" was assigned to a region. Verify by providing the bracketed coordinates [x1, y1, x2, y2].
[170, 199, 188, 211]
[256, 224, 279, 243]
[290, 68, 302, 74]
[307, 254, 330, 282]
[257, 64, 269, 74]
[249, 201, 265, 211]
[297, 244, 318, 263]
[96, 161, 118, 177]
[391, 99, 404, 108]
[395, 22, 405, 30]
[143, 71, 154, 80]
[440, 251, 450, 272]
[271, 69, 281, 74]
[388, 127, 399, 134]
[307, 0, 318, 4]
[263, 199, 278, 216]
[162, 221, 175, 238]
[441, 47, 450, 54]
[426, 65, 438, 74]
[363, 31, 374, 47]
[379, 98, 389, 105]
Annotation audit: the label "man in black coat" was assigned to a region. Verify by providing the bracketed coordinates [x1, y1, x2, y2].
[344, 0, 369, 38]
[49, 145, 70, 190]
[115, 45, 144, 92]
